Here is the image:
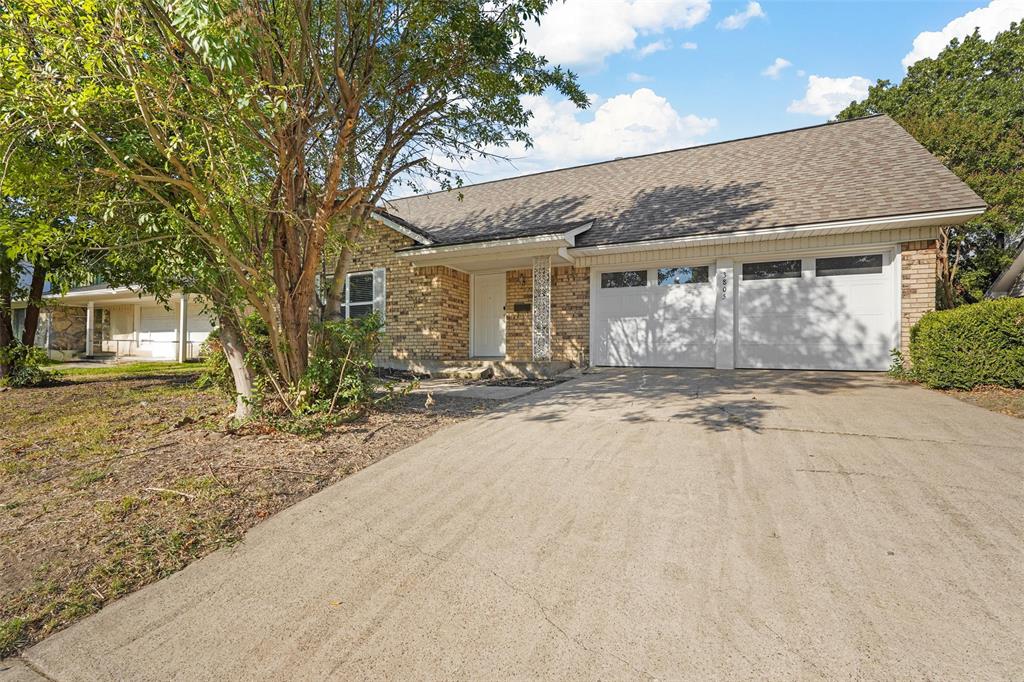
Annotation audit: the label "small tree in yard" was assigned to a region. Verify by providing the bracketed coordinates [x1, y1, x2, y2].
[1, 0, 585, 402]
[838, 22, 1024, 307]
[0, 134, 102, 383]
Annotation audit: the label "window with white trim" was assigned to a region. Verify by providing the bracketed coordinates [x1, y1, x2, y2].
[341, 269, 386, 320]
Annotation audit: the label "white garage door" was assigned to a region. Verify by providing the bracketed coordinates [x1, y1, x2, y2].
[736, 253, 897, 370]
[591, 264, 716, 367]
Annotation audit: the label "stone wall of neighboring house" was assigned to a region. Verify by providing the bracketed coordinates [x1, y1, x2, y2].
[900, 240, 939, 356]
[348, 225, 469, 362]
[504, 266, 590, 364]
[48, 305, 87, 353]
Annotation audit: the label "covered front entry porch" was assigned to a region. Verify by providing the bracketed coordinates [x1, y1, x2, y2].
[41, 288, 212, 362]
[396, 223, 592, 369]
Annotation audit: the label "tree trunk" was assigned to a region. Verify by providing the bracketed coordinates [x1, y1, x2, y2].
[21, 264, 47, 347]
[0, 254, 14, 380]
[325, 219, 364, 321]
[218, 312, 254, 420]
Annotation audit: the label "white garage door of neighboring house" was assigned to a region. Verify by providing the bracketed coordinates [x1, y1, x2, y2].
[139, 306, 178, 358]
[591, 264, 717, 367]
[590, 249, 898, 372]
[736, 253, 896, 371]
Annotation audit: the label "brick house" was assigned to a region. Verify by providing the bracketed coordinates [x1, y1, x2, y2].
[344, 115, 984, 373]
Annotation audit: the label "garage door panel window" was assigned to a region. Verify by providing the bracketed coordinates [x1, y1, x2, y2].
[601, 270, 648, 288]
[657, 266, 709, 286]
[815, 254, 883, 277]
[742, 260, 802, 280]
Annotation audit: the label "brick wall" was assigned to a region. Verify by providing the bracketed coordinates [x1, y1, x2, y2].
[900, 240, 939, 356]
[505, 269, 532, 360]
[349, 226, 469, 361]
[504, 265, 590, 364]
[350, 226, 590, 365]
[551, 266, 590, 365]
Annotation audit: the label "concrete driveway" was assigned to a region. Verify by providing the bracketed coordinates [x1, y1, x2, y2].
[10, 369, 1024, 680]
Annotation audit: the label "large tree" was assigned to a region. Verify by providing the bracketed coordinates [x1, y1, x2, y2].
[1, 0, 585, 390]
[838, 22, 1024, 306]
[0, 134, 100, 379]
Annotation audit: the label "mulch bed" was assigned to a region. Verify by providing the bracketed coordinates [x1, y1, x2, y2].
[0, 368, 501, 656]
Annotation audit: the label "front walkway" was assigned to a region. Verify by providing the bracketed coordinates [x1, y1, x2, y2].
[11, 369, 1024, 680]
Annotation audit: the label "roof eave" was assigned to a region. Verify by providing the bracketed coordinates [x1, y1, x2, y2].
[568, 207, 986, 257]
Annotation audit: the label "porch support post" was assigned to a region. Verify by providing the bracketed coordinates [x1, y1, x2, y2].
[85, 301, 95, 357]
[532, 256, 552, 361]
[176, 293, 189, 363]
[133, 304, 141, 355]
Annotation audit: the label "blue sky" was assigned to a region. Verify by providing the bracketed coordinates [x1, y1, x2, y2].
[442, 0, 1024, 187]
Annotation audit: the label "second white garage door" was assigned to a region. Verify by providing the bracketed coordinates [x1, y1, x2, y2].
[736, 253, 897, 371]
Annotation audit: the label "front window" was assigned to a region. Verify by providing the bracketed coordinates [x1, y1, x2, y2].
[344, 272, 375, 319]
[601, 270, 648, 288]
[742, 260, 802, 280]
[658, 266, 709, 286]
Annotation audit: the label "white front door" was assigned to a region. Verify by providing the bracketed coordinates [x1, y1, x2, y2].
[472, 273, 506, 357]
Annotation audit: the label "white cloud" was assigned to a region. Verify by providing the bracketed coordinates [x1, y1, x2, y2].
[796, 68, 806, 77]
[637, 39, 670, 57]
[718, 1, 766, 30]
[681, 41, 699, 49]
[761, 57, 792, 79]
[627, 72, 653, 82]
[449, 89, 717, 184]
[524, 0, 711, 68]
[902, 0, 1024, 68]
[787, 75, 871, 117]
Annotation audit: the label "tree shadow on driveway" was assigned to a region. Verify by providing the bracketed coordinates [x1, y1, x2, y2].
[504, 368, 887, 433]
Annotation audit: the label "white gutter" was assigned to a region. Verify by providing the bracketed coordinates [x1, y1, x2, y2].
[569, 207, 985, 257]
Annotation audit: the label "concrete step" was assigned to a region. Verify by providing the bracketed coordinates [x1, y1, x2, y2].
[436, 365, 494, 380]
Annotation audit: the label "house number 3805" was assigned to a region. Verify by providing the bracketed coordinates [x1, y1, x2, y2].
[720, 271, 728, 300]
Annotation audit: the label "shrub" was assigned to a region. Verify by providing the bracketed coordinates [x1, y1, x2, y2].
[0, 342, 54, 387]
[301, 313, 389, 414]
[908, 297, 1024, 389]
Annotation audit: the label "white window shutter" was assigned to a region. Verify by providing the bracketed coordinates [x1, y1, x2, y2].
[372, 267, 386, 320]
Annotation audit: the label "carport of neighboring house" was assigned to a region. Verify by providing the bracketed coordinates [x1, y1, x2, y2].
[26, 286, 212, 362]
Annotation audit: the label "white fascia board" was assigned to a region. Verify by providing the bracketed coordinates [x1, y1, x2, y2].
[396, 221, 594, 260]
[44, 285, 137, 300]
[371, 212, 433, 245]
[569, 207, 985, 257]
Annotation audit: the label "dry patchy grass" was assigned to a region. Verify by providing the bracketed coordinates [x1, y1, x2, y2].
[946, 385, 1024, 419]
[0, 365, 499, 656]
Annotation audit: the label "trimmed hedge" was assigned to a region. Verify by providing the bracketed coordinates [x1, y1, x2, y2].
[908, 297, 1024, 389]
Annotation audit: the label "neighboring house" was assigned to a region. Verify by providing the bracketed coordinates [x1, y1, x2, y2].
[350, 115, 985, 373]
[15, 283, 212, 362]
[987, 242, 1024, 298]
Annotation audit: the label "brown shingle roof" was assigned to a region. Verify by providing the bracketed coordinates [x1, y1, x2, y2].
[384, 115, 986, 248]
